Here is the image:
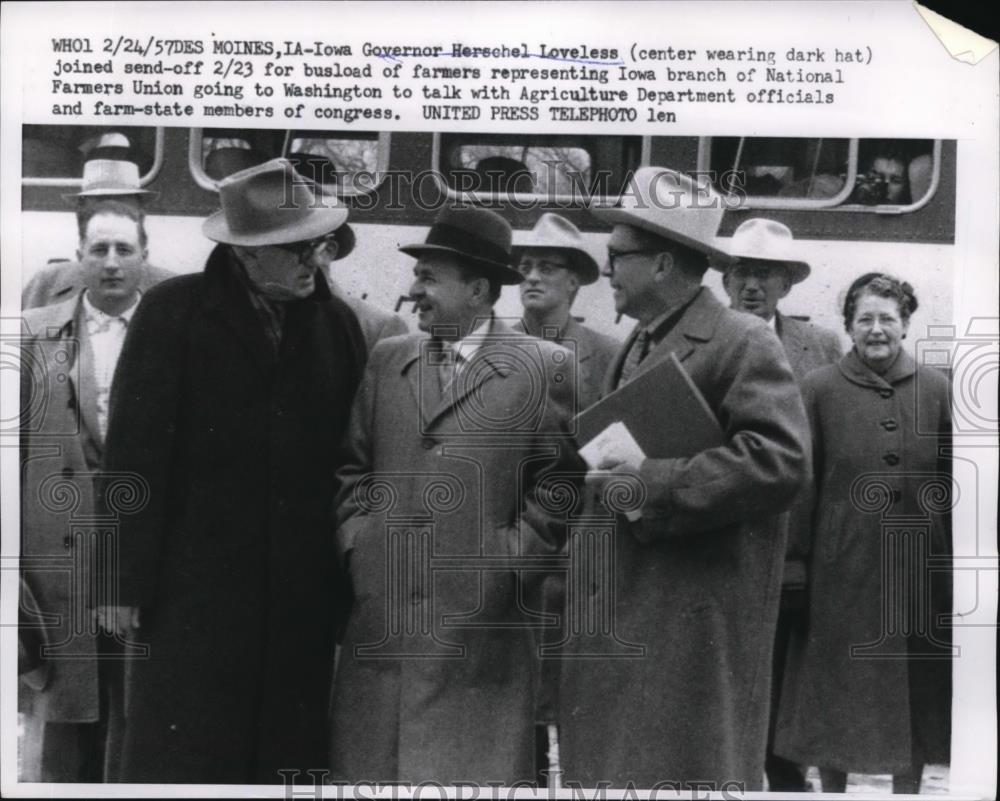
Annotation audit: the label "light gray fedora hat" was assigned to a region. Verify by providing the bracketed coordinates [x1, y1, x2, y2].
[591, 166, 733, 266]
[511, 213, 600, 285]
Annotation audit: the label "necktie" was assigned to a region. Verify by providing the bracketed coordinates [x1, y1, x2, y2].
[617, 329, 649, 387]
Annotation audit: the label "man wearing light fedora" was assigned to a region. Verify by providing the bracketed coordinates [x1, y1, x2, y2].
[557, 167, 810, 790]
[513, 212, 620, 410]
[99, 159, 366, 783]
[723, 217, 842, 791]
[22, 159, 175, 310]
[329, 205, 583, 785]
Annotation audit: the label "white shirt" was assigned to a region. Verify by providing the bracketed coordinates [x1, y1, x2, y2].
[82, 291, 141, 439]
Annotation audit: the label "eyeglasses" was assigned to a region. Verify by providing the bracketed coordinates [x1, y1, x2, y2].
[606, 249, 652, 274]
[274, 233, 339, 260]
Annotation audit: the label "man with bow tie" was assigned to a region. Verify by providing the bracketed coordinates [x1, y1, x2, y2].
[18, 199, 148, 781]
[329, 206, 583, 785]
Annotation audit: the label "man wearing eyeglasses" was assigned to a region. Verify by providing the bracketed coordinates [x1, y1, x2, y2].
[558, 168, 810, 791]
[723, 218, 842, 791]
[98, 160, 367, 783]
[513, 213, 620, 411]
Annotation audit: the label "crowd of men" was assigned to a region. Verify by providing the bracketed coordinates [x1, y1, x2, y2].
[18, 156, 905, 790]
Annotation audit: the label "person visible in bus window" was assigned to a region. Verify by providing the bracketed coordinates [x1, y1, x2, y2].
[18, 200, 149, 782]
[22, 159, 174, 310]
[723, 218, 843, 791]
[304, 215, 408, 351]
[852, 150, 912, 205]
[329, 205, 582, 785]
[774, 273, 952, 794]
[513, 212, 620, 410]
[98, 159, 366, 783]
[558, 168, 810, 791]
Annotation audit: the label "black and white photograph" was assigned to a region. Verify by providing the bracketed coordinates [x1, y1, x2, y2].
[1, 2, 997, 798]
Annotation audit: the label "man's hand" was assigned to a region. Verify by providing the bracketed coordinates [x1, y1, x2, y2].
[95, 605, 141, 637]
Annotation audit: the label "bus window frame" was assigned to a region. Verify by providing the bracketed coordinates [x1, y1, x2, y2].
[698, 136, 941, 213]
[21, 126, 165, 188]
[188, 128, 391, 196]
[431, 132, 651, 205]
[697, 136, 858, 210]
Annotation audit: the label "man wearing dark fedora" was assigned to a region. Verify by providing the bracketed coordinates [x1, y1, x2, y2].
[22, 159, 175, 310]
[513, 212, 620, 410]
[329, 205, 583, 785]
[557, 168, 810, 790]
[99, 159, 366, 783]
[723, 217, 842, 791]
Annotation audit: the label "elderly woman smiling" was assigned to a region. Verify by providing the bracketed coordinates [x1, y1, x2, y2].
[774, 273, 953, 794]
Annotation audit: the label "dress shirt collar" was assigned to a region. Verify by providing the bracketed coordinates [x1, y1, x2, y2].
[82, 290, 141, 329]
[451, 315, 494, 365]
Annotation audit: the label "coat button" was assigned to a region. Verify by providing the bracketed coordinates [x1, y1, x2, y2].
[883, 453, 900, 466]
[411, 591, 423, 604]
[63, 535, 72, 550]
[881, 419, 898, 431]
[879, 388, 894, 399]
[421, 438, 435, 450]
[61, 467, 74, 478]
[890, 489, 902, 504]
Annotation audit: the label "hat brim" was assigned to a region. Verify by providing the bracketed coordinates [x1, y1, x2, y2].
[592, 206, 735, 267]
[727, 254, 811, 284]
[509, 244, 600, 285]
[399, 243, 523, 285]
[62, 188, 159, 203]
[202, 206, 349, 247]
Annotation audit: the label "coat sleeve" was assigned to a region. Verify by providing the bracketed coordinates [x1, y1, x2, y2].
[99, 285, 188, 608]
[636, 324, 811, 537]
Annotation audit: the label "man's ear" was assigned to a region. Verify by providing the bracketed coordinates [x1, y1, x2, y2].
[652, 251, 674, 282]
[467, 275, 490, 306]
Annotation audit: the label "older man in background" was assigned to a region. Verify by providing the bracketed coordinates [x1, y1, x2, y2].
[722, 218, 842, 791]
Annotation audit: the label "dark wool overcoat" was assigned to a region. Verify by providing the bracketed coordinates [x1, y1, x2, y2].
[329, 321, 583, 785]
[558, 288, 811, 790]
[775, 349, 952, 773]
[101, 245, 365, 783]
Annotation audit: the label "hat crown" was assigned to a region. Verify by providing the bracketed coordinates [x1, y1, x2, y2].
[79, 159, 143, 192]
[729, 218, 796, 262]
[591, 167, 732, 265]
[203, 158, 349, 247]
[512, 212, 600, 284]
[217, 158, 342, 241]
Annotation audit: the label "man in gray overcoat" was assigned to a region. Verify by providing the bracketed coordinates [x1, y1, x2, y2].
[99, 159, 366, 783]
[19, 199, 150, 781]
[558, 168, 811, 790]
[722, 217, 843, 790]
[329, 206, 583, 785]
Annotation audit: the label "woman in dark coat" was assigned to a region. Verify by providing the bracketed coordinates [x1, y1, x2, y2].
[775, 273, 952, 793]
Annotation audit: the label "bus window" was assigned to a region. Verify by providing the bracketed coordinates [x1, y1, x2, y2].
[22, 124, 161, 186]
[190, 128, 388, 195]
[436, 133, 643, 201]
[701, 136, 939, 213]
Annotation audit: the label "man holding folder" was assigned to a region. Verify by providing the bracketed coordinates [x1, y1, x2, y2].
[558, 168, 811, 790]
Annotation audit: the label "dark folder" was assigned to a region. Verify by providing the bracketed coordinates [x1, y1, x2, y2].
[574, 352, 724, 458]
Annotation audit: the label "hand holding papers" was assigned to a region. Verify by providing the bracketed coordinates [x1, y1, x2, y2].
[579, 420, 646, 474]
